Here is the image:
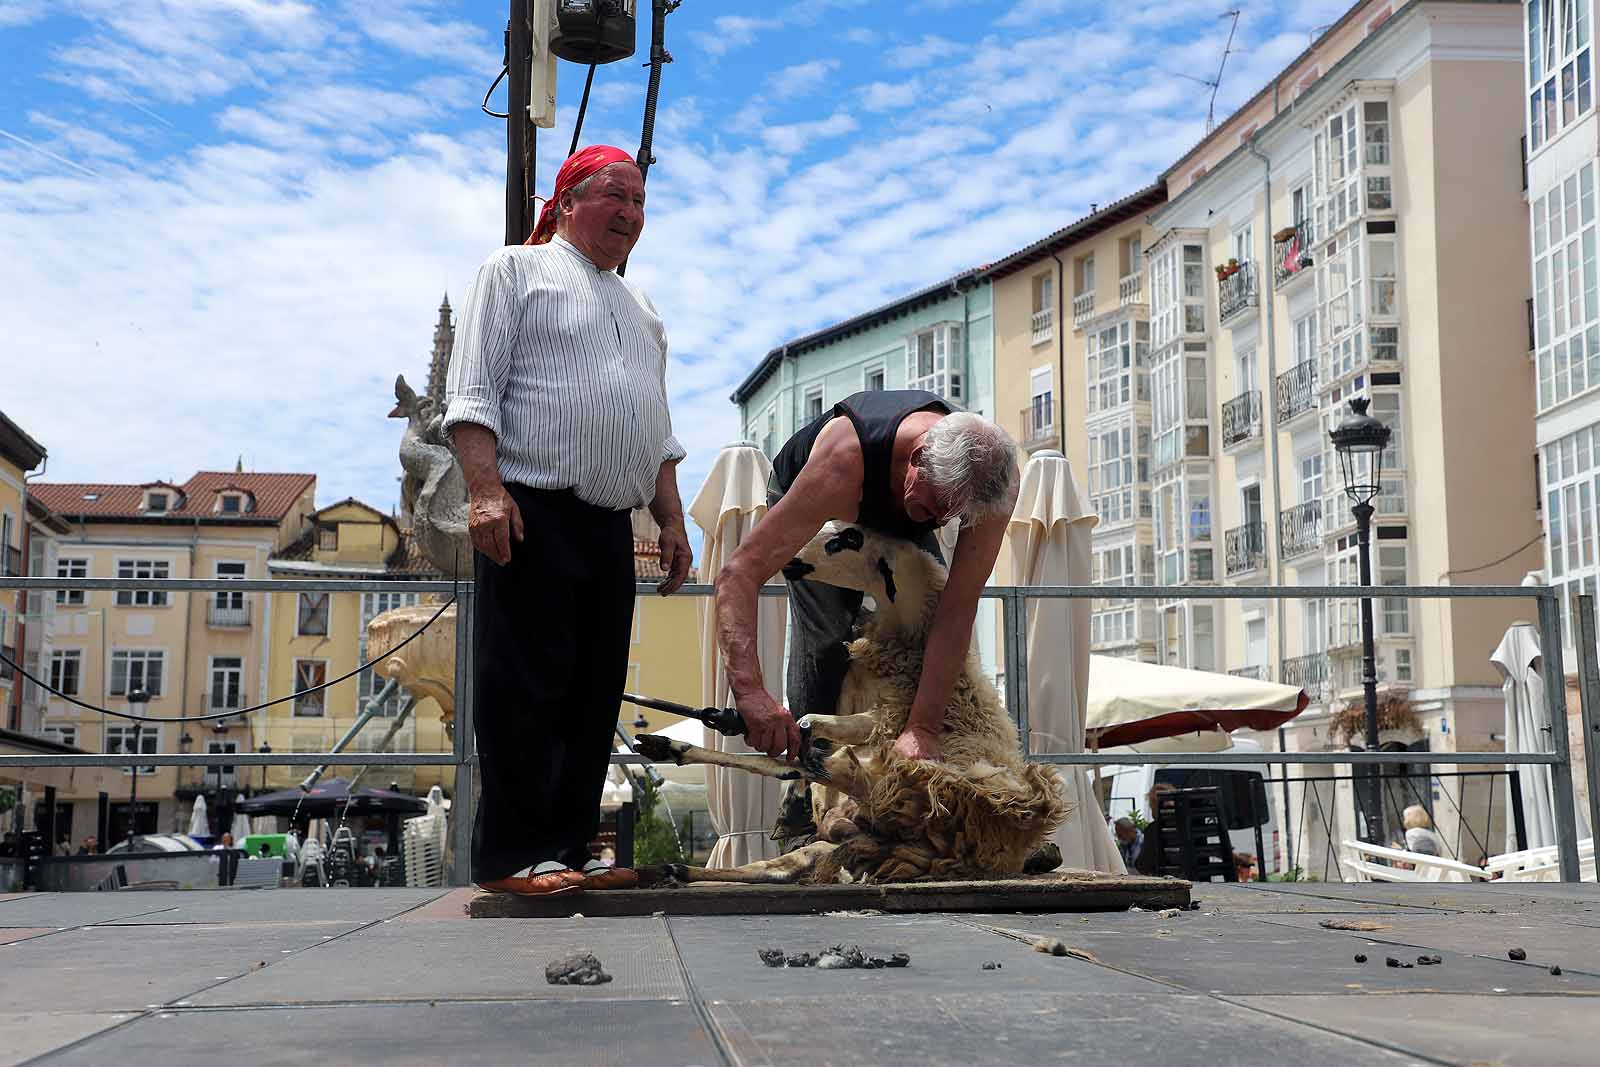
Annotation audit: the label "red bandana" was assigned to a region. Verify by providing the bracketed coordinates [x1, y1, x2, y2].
[526, 145, 638, 246]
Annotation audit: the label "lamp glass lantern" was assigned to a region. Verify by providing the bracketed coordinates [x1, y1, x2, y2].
[1329, 396, 1392, 505]
[552, 0, 638, 65]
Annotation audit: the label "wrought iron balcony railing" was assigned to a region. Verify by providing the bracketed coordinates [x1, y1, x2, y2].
[0, 645, 14, 681]
[1030, 308, 1053, 344]
[1278, 499, 1322, 560]
[1224, 521, 1266, 577]
[1118, 271, 1142, 306]
[206, 600, 252, 627]
[1020, 401, 1058, 452]
[1217, 260, 1259, 324]
[1274, 359, 1317, 424]
[1072, 291, 1095, 326]
[1228, 665, 1270, 681]
[1221, 389, 1263, 448]
[1272, 219, 1315, 287]
[1279, 651, 1330, 699]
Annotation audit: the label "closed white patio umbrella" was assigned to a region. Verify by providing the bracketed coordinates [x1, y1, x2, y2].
[187, 794, 209, 839]
[689, 444, 787, 868]
[1006, 450, 1124, 873]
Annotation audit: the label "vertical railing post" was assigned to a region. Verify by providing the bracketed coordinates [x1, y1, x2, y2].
[1539, 590, 1582, 882]
[1000, 590, 1021, 738]
[1012, 590, 1032, 754]
[450, 587, 475, 887]
[1573, 594, 1600, 858]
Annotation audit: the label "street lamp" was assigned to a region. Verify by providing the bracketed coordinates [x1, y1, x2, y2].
[1329, 396, 1393, 843]
[124, 684, 150, 847]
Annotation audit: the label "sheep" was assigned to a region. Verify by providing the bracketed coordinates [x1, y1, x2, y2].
[633, 521, 1069, 885]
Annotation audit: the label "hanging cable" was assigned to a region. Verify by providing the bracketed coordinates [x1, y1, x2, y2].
[482, 29, 511, 118]
[0, 596, 455, 724]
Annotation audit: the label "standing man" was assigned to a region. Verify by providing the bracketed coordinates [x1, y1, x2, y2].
[714, 390, 1018, 810]
[445, 145, 691, 897]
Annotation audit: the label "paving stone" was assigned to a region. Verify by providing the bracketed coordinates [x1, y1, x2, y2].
[1236, 882, 1508, 912]
[1252, 911, 1600, 975]
[41, 1000, 716, 1067]
[1233, 994, 1600, 1067]
[666, 913, 1173, 1000]
[0, 893, 189, 928]
[190, 917, 686, 1006]
[706, 992, 1417, 1066]
[101, 888, 453, 924]
[1182, 884, 1423, 915]
[0, 921, 363, 1012]
[0, 1011, 137, 1067]
[0, 927, 56, 945]
[958, 911, 1600, 995]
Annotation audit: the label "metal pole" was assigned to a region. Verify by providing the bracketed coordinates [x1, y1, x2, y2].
[1508, 768, 1529, 853]
[1571, 594, 1600, 858]
[299, 677, 398, 792]
[1354, 499, 1382, 843]
[1277, 725, 1295, 874]
[1000, 589, 1021, 736]
[450, 589, 475, 886]
[1541, 591, 1582, 882]
[1010, 591, 1031, 752]
[127, 722, 139, 846]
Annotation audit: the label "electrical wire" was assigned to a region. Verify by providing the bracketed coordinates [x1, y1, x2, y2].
[1438, 531, 1545, 580]
[0, 596, 455, 725]
[482, 64, 510, 119]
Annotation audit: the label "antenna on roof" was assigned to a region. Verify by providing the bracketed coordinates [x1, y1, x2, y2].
[1167, 10, 1241, 136]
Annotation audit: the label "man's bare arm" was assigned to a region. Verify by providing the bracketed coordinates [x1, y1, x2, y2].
[451, 423, 523, 565]
[650, 459, 691, 595]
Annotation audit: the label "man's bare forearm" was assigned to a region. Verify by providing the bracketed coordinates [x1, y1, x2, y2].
[715, 562, 768, 700]
[649, 460, 685, 531]
[450, 423, 503, 496]
[906, 606, 973, 733]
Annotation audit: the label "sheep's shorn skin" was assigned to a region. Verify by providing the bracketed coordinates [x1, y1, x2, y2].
[636, 522, 1068, 885]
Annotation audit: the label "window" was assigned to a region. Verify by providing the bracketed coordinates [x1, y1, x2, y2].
[1078, 254, 1096, 295]
[763, 406, 777, 455]
[1303, 598, 1328, 655]
[1363, 100, 1390, 165]
[1300, 452, 1325, 504]
[219, 494, 242, 514]
[209, 656, 243, 710]
[115, 560, 170, 607]
[318, 525, 338, 551]
[1528, 0, 1594, 151]
[1029, 366, 1054, 438]
[297, 591, 330, 636]
[145, 492, 167, 513]
[1085, 320, 1151, 415]
[904, 323, 964, 402]
[1232, 223, 1255, 266]
[1368, 237, 1398, 316]
[215, 561, 246, 610]
[1532, 161, 1598, 409]
[293, 659, 328, 717]
[1379, 544, 1410, 634]
[1124, 234, 1143, 277]
[49, 650, 82, 697]
[360, 592, 419, 715]
[56, 558, 87, 606]
[864, 364, 885, 391]
[804, 386, 824, 421]
[1293, 312, 1319, 366]
[1032, 272, 1054, 314]
[109, 650, 164, 697]
[41, 724, 77, 748]
[1236, 347, 1258, 394]
[105, 724, 158, 775]
[206, 741, 238, 786]
[1540, 422, 1600, 646]
[1087, 419, 1152, 524]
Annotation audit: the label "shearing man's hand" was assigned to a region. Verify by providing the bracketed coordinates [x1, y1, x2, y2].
[737, 690, 803, 760]
[892, 723, 944, 762]
[657, 521, 692, 595]
[467, 485, 524, 565]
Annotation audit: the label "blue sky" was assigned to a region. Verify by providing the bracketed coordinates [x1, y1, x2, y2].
[1, 0, 1350, 551]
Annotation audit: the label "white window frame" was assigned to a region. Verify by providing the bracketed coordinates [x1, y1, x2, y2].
[293, 658, 328, 717]
[109, 649, 164, 697]
[114, 559, 171, 607]
[359, 592, 419, 714]
[56, 557, 88, 606]
[208, 655, 244, 710]
[49, 649, 83, 697]
[904, 323, 965, 403]
[862, 362, 886, 392]
[803, 384, 825, 421]
[41, 723, 77, 748]
[214, 560, 247, 610]
[105, 724, 158, 775]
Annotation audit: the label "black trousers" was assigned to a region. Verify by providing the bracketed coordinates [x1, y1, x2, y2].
[470, 485, 636, 883]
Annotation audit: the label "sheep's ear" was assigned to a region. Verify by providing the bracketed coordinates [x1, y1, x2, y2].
[783, 558, 815, 580]
[824, 527, 865, 555]
[875, 557, 897, 602]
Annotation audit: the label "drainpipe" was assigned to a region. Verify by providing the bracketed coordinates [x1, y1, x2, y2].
[13, 456, 46, 732]
[1050, 251, 1067, 449]
[1247, 132, 1288, 718]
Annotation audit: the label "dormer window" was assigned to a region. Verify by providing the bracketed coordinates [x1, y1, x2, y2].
[219, 494, 242, 515]
[319, 525, 338, 551]
[145, 492, 168, 513]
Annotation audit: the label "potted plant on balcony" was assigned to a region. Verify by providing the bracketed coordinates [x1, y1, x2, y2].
[1215, 260, 1239, 281]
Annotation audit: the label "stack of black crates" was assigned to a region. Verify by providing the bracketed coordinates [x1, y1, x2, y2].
[1153, 786, 1236, 882]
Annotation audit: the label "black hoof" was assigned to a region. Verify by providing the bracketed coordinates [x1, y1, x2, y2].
[633, 733, 677, 763]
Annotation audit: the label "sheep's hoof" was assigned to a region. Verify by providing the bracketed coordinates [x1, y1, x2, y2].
[1022, 841, 1063, 875]
[637, 863, 688, 888]
[633, 733, 682, 764]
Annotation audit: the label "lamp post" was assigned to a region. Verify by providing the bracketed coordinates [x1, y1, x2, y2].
[124, 684, 150, 847]
[1329, 397, 1393, 843]
[259, 743, 271, 792]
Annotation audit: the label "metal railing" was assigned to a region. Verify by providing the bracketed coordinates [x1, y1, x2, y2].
[1273, 219, 1315, 287]
[1119, 271, 1142, 305]
[1072, 291, 1095, 326]
[1019, 400, 1057, 451]
[1225, 521, 1266, 577]
[1275, 359, 1317, 424]
[2, 544, 19, 577]
[1279, 499, 1322, 560]
[1, 573, 1597, 885]
[1030, 308, 1052, 344]
[206, 600, 251, 627]
[1218, 260, 1259, 323]
[1221, 389, 1263, 447]
[1228, 665, 1270, 681]
[1280, 650, 1330, 700]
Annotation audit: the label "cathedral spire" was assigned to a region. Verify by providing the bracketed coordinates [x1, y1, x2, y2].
[425, 294, 455, 408]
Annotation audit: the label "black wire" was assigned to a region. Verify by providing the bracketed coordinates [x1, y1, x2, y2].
[0, 596, 455, 724]
[569, 62, 598, 156]
[482, 65, 510, 119]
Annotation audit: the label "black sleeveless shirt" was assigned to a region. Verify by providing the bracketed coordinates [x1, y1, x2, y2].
[770, 389, 953, 541]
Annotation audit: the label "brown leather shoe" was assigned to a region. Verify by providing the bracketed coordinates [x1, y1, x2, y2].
[581, 865, 639, 891]
[478, 868, 586, 897]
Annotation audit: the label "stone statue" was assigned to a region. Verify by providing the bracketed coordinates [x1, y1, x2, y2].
[389, 374, 472, 578]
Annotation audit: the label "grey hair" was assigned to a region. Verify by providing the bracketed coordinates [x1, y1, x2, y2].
[550, 172, 601, 228]
[915, 412, 1019, 523]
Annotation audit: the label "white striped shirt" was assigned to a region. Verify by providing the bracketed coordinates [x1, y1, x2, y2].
[443, 236, 685, 511]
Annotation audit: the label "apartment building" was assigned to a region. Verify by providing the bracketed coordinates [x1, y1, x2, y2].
[987, 187, 1168, 658]
[1142, 0, 1536, 860]
[28, 471, 317, 843]
[0, 410, 49, 733]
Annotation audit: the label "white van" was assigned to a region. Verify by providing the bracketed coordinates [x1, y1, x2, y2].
[1094, 738, 1284, 878]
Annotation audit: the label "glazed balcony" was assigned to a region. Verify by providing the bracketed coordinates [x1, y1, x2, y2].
[1221, 389, 1263, 448]
[1217, 260, 1259, 325]
[1279, 500, 1322, 561]
[1224, 521, 1266, 578]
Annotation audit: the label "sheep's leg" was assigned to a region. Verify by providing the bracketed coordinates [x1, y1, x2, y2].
[647, 840, 838, 885]
[633, 733, 827, 783]
[797, 712, 876, 746]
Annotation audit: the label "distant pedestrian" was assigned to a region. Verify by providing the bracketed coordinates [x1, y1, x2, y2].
[76, 835, 97, 856]
[1403, 805, 1445, 857]
[214, 831, 239, 886]
[446, 144, 689, 898]
[1113, 818, 1143, 869]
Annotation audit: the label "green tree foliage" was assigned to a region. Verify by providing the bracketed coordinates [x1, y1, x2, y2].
[631, 774, 684, 866]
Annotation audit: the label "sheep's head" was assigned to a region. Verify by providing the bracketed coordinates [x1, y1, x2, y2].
[782, 522, 944, 633]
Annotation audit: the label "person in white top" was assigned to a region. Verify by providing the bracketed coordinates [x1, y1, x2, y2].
[445, 145, 691, 899]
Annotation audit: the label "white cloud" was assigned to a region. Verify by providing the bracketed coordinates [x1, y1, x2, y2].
[861, 80, 922, 112]
[349, 1, 500, 71]
[768, 59, 840, 101]
[689, 14, 780, 58]
[0, 0, 45, 27]
[760, 113, 860, 155]
[886, 34, 962, 71]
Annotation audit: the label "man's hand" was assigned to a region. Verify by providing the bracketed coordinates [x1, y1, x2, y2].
[657, 521, 692, 596]
[467, 485, 524, 565]
[892, 724, 943, 762]
[737, 690, 802, 760]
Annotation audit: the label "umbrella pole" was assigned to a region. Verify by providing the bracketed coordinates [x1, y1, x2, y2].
[299, 678, 401, 792]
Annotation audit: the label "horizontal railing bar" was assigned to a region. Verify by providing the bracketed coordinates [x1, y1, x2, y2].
[1028, 751, 1560, 765]
[0, 579, 1551, 602]
[0, 750, 1557, 769]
